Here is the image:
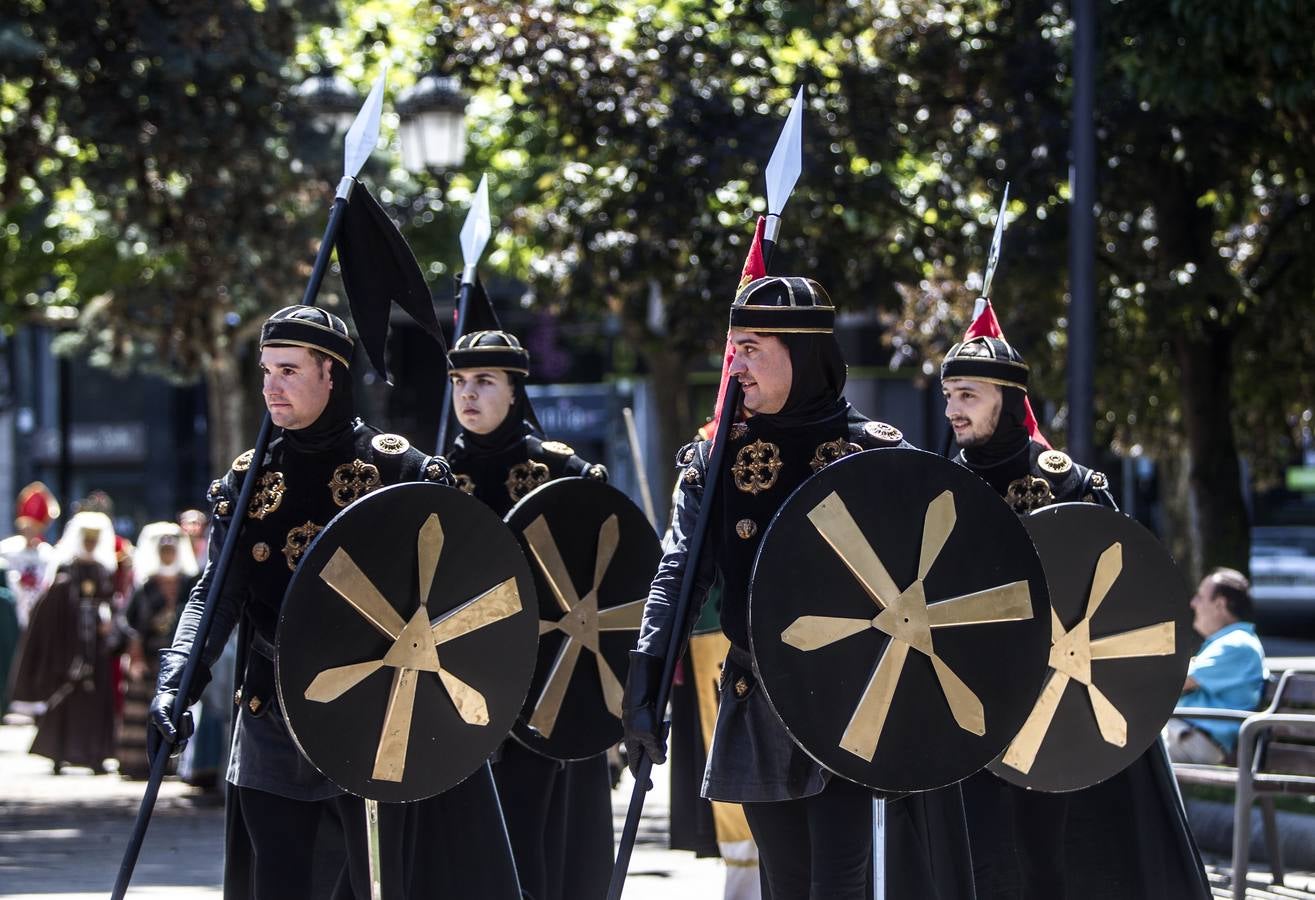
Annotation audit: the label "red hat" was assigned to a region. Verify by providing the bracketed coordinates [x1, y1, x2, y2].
[959, 300, 1051, 448]
[15, 482, 61, 530]
[700, 216, 768, 442]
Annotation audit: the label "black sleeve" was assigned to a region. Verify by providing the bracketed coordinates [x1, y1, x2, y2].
[636, 449, 716, 658]
[167, 485, 250, 701]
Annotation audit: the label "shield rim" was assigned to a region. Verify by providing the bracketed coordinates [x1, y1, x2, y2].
[503, 476, 660, 761]
[748, 446, 1053, 793]
[274, 481, 539, 802]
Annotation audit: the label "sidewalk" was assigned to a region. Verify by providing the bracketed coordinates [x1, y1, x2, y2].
[0, 721, 726, 898]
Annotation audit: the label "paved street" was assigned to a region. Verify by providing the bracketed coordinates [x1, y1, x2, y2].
[8, 716, 1315, 900]
[0, 720, 724, 899]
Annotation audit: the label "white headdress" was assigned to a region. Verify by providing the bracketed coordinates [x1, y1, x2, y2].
[133, 521, 200, 587]
[51, 510, 117, 574]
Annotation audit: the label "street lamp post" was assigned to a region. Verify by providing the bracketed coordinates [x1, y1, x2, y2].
[293, 67, 363, 134]
[396, 74, 468, 174]
[1068, 0, 1096, 464]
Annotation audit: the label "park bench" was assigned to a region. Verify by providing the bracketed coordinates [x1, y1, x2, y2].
[1173, 669, 1315, 900]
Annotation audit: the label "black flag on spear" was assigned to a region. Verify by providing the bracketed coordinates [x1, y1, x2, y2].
[337, 182, 447, 381]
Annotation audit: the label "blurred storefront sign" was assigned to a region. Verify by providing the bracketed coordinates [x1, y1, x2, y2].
[33, 424, 147, 464]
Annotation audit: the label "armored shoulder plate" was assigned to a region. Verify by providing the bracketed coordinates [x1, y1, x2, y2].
[527, 434, 605, 482]
[1026, 445, 1114, 508]
[675, 438, 712, 488]
[354, 423, 435, 486]
[207, 448, 261, 520]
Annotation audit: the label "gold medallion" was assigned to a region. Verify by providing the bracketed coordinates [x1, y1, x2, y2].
[371, 434, 411, 456]
[329, 460, 381, 508]
[252, 542, 271, 562]
[1090, 471, 1109, 490]
[541, 440, 574, 456]
[731, 440, 783, 495]
[455, 474, 476, 495]
[863, 421, 904, 443]
[680, 446, 697, 465]
[735, 519, 758, 540]
[214, 500, 232, 517]
[1038, 450, 1073, 475]
[232, 449, 254, 472]
[283, 521, 324, 571]
[506, 461, 550, 502]
[682, 466, 701, 486]
[248, 471, 287, 520]
[810, 438, 863, 473]
[587, 464, 608, 480]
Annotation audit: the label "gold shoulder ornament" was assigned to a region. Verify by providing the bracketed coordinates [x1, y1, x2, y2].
[1038, 450, 1073, 475]
[541, 440, 575, 456]
[371, 434, 411, 456]
[232, 449, 255, 472]
[863, 421, 903, 443]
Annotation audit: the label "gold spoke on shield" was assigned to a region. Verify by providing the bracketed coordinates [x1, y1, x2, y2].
[786, 490, 1027, 762]
[1001, 541, 1177, 774]
[306, 519, 524, 784]
[523, 514, 637, 736]
[321, 547, 405, 639]
[598, 598, 647, 631]
[431, 578, 522, 645]
[528, 639, 584, 737]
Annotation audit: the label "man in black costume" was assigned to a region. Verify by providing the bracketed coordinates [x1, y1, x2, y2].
[625, 276, 976, 900]
[149, 306, 520, 899]
[444, 325, 614, 900]
[941, 333, 1210, 900]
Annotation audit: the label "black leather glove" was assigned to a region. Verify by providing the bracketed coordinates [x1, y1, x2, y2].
[622, 650, 668, 775]
[147, 649, 200, 764]
[147, 691, 194, 762]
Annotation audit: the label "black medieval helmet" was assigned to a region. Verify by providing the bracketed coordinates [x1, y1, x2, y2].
[260, 306, 354, 368]
[729, 276, 835, 334]
[940, 335, 1029, 391]
[447, 330, 531, 376]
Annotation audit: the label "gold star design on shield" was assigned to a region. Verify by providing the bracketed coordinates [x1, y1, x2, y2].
[781, 490, 1035, 762]
[302, 514, 522, 783]
[1000, 542, 1176, 774]
[521, 513, 645, 738]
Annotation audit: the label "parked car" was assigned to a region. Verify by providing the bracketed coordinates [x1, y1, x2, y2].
[1250, 525, 1315, 625]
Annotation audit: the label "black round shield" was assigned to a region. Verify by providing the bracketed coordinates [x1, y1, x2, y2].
[504, 477, 661, 760]
[750, 448, 1051, 793]
[988, 502, 1193, 792]
[276, 482, 538, 802]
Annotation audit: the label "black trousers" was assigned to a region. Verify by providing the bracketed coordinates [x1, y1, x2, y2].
[235, 786, 416, 900]
[741, 776, 872, 900]
[962, 771, 1068, 899]
[491, 741, 613, 900]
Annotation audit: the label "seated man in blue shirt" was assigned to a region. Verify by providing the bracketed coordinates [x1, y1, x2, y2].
[1165, 568, 1268, 763]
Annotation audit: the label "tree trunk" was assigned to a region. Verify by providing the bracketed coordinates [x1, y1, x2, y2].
[638, 342, 692, 527]
[204, 351, 247, 477]
[1174, 322, 1250, 580]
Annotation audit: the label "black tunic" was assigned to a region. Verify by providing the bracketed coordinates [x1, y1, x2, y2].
[171, 420, 520, 899]
[448, 429, 615, 900]
[639, 405, 977, 899]
[956, 440, 1211, 900]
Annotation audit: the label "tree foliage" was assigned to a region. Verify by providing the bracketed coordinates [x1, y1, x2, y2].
[4, 0, 1314, 572]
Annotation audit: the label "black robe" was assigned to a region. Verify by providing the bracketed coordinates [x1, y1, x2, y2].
[956, 440, 1211, 900]
[447, 426, 615, 900]
[10, 559, 117, 771]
